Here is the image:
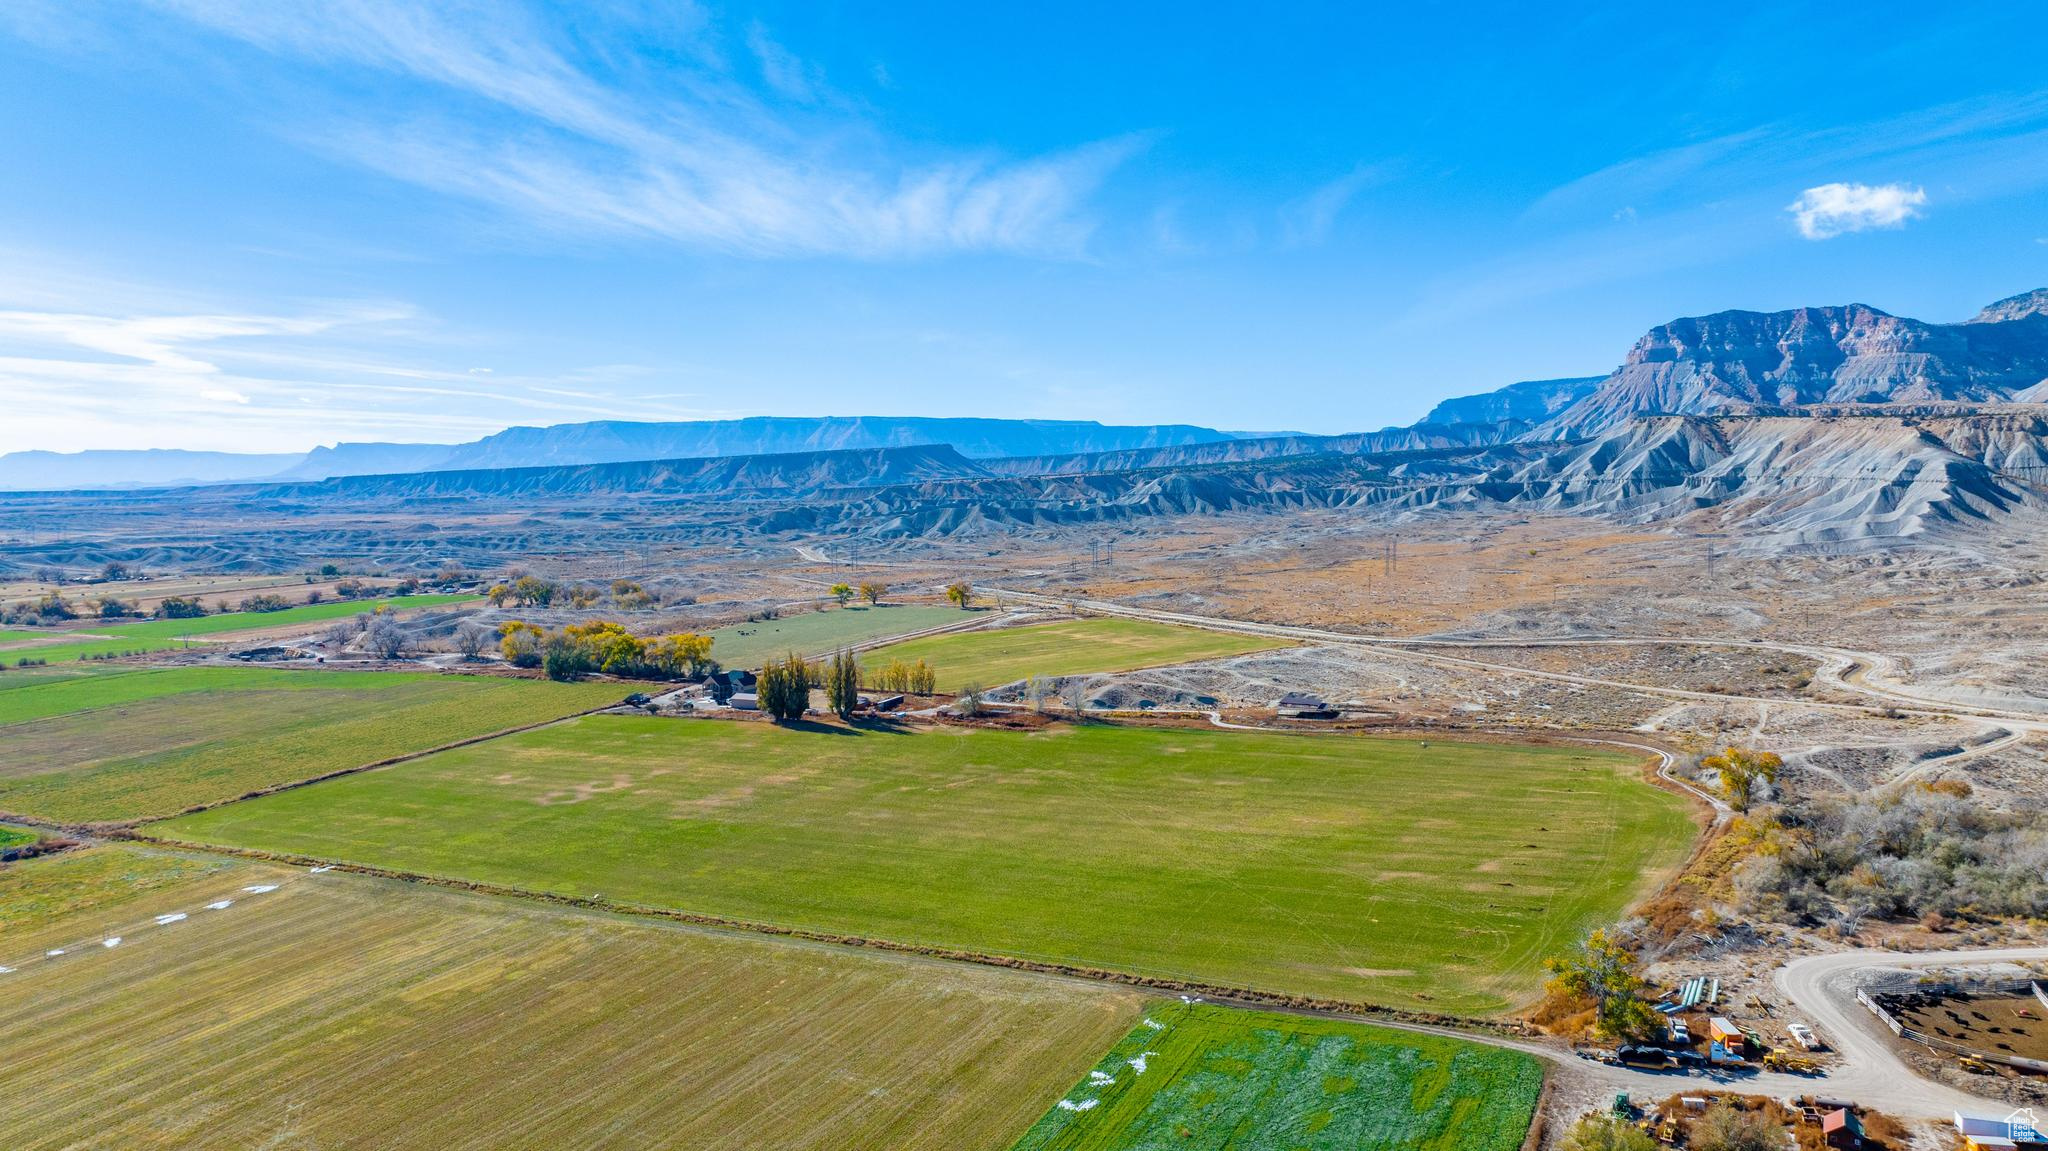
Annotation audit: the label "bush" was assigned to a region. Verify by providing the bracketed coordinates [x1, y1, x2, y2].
[236, 594, 293, 613]
[1735, 787, 2048, 924]
[1559, 1114, 1657, 1151]
[154, 596, 207, 619]
[541, 639, 589, 682]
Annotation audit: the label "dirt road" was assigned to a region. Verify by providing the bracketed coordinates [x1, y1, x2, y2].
[1775, 945, 2048, 1116]
[982, 586, 2048, 736]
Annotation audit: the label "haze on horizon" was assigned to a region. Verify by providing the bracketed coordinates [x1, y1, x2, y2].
[1, 0, 2045, 457]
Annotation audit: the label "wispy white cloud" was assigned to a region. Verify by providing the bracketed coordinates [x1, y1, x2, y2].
[1279, 166, 1385, 248]
[0, 266, 728, 454]
[746, 21, 817, 102]
[1786, 181, 1927, 239]
[134, 0, 1135, 259]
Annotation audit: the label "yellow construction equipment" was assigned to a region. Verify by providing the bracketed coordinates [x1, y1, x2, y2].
[1958, 1055, 1995, 1074]
[1763, 1048, 1820, 1074]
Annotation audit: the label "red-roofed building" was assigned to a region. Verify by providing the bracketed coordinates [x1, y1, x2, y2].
[1821, 1108, 1863, 1148]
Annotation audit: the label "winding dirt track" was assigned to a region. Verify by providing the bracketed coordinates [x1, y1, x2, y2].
[981, 586, 2048, 732]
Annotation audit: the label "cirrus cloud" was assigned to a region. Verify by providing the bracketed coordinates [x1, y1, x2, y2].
[1786, 181, 1927, 240]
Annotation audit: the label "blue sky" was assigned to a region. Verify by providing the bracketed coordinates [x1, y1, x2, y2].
[1, 0, 2045, 454]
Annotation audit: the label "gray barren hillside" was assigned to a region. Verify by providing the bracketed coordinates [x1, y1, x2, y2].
[248, 444, 989, 501]
[1536, 292, 2048, 437]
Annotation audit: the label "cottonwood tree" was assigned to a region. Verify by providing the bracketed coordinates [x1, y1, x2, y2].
[830, 582, 852, 607]
[945, 581, 972, 609]
[858, 581, 886, 606]
[1688, 1103, 1777, 1151]
[498, 621, 544, 667]
[1024, 674, 1052, 712]
[825, 648, 860, 719]
[1542, 928, 1660, 1042]
[952, 682, 985, 717]
[1060, 677, 1093, 715]
[363, 614, 413, 660]
[454, 623, 492, 661]
[1702, 746, 1782, 812]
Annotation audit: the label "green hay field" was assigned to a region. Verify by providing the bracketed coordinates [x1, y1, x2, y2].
[1010, 1002, 1541, 1151]
[0, 594, 478, 662]
[0, 666, 622, 823]
[0, 845, 1144, 1151]
[864, 617, 1286, 691]
[704, 603, 966, 669]
[161, 718, 1693, 1013]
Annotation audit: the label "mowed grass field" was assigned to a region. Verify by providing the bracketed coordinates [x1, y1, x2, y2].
[0, 666, 622, 823]
[0, 593, 478, 662]
[864, 617, 1287, 692]
[162, 718, 1693, 1013]
[1010, 1002, 1542, 1151]
[705, 603, 965, 669]
[0, 845, 1145, 1151]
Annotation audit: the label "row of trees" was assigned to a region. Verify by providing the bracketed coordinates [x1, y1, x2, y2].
[754, 653, 812, 721]
[821, 580, 973, 610]
[487, 576, 667, 611]
[866, 657, 938, 695]
[756, 649, 866, 721]
[828, 581, 889, 607]
[498, 620, 715, 682]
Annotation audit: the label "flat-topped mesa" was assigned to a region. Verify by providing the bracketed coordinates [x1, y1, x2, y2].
[1529, 289, 2048, 438]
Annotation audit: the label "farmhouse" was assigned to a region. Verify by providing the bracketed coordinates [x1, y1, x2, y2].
[1275, 691, 1335, 718]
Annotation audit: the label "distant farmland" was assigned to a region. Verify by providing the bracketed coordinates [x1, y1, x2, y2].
[161, 718, 1693, 1013]
[703, 603, 966, 669]
[0, 666, 620, 823]
[863, 616, 1286, 691]
[0, 593, 478, 662]
[1010, 1002, 1542, 1151]
[0, 845, 1144, 1151]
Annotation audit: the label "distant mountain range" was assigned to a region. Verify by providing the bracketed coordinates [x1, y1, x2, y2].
[0, 449, 307, 490]
[6, 287, 2046, 496]
[0, 417, 1243, 491]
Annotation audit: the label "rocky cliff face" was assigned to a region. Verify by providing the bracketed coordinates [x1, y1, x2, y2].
[1534, 292, 2048, 437]
[1971, 288, 2048, 324]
